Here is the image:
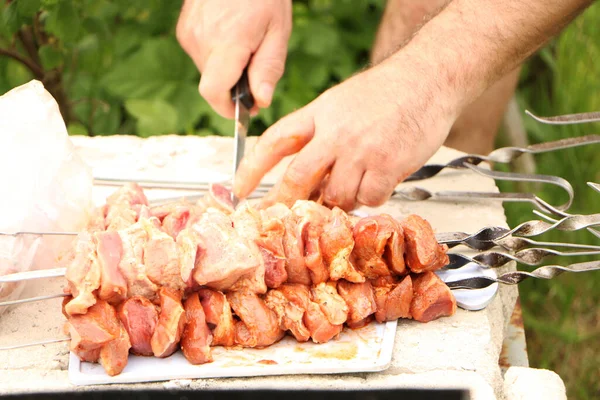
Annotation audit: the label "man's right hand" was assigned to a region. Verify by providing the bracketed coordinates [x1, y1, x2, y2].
[176, 0, 292, 119]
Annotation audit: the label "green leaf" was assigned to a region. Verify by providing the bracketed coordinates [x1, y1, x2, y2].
[209, 113, 234, 136]
[17, 0, 41, 17]
[302, 21, 340, 56]
[167, 84, 207, 132]
[125, 98, 178, 137]
[67, 121, 89, 136]
[45, 0, 81, 44]
[2, 1, 21, 38]
[38, 44, 64, 70]
[5, 59, 33, 88]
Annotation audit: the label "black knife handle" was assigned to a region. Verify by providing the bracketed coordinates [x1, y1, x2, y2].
[231, 68, 255, 109]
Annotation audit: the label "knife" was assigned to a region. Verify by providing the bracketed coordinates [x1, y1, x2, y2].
[230, 68, 255, 207]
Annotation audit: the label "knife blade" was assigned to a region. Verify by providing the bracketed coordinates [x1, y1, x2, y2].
[231, 68, 255, 207]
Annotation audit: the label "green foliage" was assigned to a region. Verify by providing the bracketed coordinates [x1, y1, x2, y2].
[0, 0, 384, 136]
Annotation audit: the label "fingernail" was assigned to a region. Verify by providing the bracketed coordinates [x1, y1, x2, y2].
[259, 83, 274, 106]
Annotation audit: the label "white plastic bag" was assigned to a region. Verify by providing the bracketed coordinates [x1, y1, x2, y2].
[0, 80, 93, 313]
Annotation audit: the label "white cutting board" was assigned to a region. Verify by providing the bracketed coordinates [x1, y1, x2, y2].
[68, 319, 397, 386]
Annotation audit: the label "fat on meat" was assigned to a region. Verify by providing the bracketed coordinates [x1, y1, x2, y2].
[401, 215, 449, 273]
[227, 289, 284, 348]
[151, 287, 186, 358]
[118, 296, 158, 356]
[410, 272, 456, 322]
[320, 208, 364, 283]
[140, 218, 185, 291]
[192, 209, 262, 291]
[64, 233, 101, 316]
[198, 288, 235, 347]
[352, 215, 406, 278]
[181, 292, 214, 364]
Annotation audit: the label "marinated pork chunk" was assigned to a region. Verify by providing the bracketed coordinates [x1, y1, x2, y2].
[410, 272, 456, 322]
[305, 282, 348, 343]
[227, 289, 284, 348]
[265, 283, 311, 342]
[99, 323, 132, 376]
[118, 296, 158, 356]
[96, 231, 127, 304]
[117, 222, 158, 301]
[196, 183, 235, 214]
[302, 223, 329, 284]
[310, 282, 349, 326]
[282, 212, 312, 285]
[320, 208, 364, 283]
[151, 287, 186, 357]
[352, 215, 406, 278]
[104, 183, 149, 232]
[193, 210, 262, 291]
[140, 218, 185, 291]
[175, 227, 201, 287]
[64, 233, 101, 315]
[258, 205, 289, 288]
[181, 293, 213, 364]
[371, 275, 413, 322]
[198, 288, 235, 347]
[336, 280, 377, 328]
[401, 215, 449, 273]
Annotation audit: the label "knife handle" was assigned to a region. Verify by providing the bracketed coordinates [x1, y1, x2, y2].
[231, 68, 255, 110]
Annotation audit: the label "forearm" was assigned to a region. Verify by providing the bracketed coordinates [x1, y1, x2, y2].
[386, 0, 593, 116]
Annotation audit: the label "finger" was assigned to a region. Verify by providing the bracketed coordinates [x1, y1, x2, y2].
[261, 138, 335, 208]
[199, 45, 252, 119]
[233, 106, 315, 198]
[356, 170, 397, 208]
[176, 0, 204, 71]
[248, 25, 290, 108]
[322, 161, 365, 212]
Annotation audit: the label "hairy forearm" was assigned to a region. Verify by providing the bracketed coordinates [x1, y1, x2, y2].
[386, 0, 593, 115]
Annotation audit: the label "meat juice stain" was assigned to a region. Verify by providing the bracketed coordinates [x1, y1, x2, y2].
[257, 359, 278, 365]
[309, 342, 358, 361]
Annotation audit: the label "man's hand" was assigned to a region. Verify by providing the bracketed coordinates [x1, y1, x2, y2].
[176, 0, 292, 118]
[232, 57, 458, 211]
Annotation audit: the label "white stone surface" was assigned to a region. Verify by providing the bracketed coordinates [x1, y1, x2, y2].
[1, 135, 524, 398]
[503, 367, 567, 400]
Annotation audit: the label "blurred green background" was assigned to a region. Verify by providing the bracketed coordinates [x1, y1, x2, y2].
[0, 0, 599, 398]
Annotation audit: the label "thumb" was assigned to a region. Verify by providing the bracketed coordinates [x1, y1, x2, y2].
[248, 28, 289, 108]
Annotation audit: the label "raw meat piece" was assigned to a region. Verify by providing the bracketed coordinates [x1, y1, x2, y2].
[196, 183, 234, 214]
[310, 282, 349, 326]
[301, 222, 329, 284]
[337, 280, 377, 328]
[117, 221, 158, 301]
[282, 213, 312, 285]
[151, 287, 186, 358]
[64, 233, 101, 315]
[400, 215, 449, 273]
[99, 323, 131, 376]
[175, 227, 202, 287]
[106, 183, 149, 208]
[227, 289, 284, 348]
[257, 206, 288, 288]
[410, 272, 456, 322]
[66, 300, 120, 358]
[118, 296, 158, 356]
[140, 218, 185, 291]
[198, 288, 235, 347]
[352, 215, 406, 278]
[181, 293, 214, 364]
[320, 208, 364, 283]
[264, 283, 311, 342]
[96, 231, 127, 304]
[304, 302, 343, 344]
[192, 210, 261, 291]
[372, 275, 413, 322]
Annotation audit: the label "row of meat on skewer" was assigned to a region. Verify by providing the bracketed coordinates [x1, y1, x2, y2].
[60, 183, 457, 376]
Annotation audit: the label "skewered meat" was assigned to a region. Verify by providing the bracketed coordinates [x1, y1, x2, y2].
[352, 215, 406, 278]
[61, 183, 458, 376]
[151, 287, 186, 358]
[401, 215, 449, 273]
[337, 280, 377, 329]
[372, 276, 413, 322]
[264, 283, 311, 342]
[64, 233, 100, 315]
[320, 208, 364, 283]
[96, 231, 127, 305]
[118, 296, 158, 356]
[192, 209, 262, 291]
[227, 289, 284, 348]
[181, 292, 213, 364]
[410, 272, 457, 322]
[198, 288, 235, 347]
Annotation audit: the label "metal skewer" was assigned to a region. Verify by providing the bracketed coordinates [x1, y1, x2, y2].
[525, 110, 600, 125]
